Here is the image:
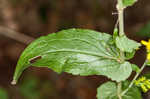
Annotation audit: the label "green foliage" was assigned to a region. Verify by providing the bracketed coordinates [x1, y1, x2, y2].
[0, 88, 8, 99]
[13, 29, 133, 83]
[131, 64, 140, 73]
[115, 35, 141, 53]
[143, 73, 150, 79]
[97, 81, 142, 99]
[146, 61, 150, 66]
[136, 22, 150, 37]
[122, 81, 142, 99]
[125, 51, 136, 60]
[97, 82, 117, 99]
[113, 28, 118, 40]
[123, 0, 137, 7]
[11, 0, 146, 98]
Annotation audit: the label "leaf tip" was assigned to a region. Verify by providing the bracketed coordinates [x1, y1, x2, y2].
[11, 79, 17, 85]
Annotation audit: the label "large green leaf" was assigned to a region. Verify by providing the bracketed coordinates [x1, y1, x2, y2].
[116, 35, 141, 53]
[123, 0, 137, 7]
[12, 29, 132, 84]
[97, 81, 142, 99]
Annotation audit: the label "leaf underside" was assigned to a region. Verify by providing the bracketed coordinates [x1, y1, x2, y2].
[12, 29, 132, 84]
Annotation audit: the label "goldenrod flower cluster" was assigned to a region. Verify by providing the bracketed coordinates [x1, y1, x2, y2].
[141, 40, 150, 61]
[134, 76, 150, 93]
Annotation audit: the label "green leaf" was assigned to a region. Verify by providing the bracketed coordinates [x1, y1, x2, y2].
[116, 35, 141, 53]
[0, 88, 8, 99]
[125, 51, 135, 60]
[131, 64, 140, 73]
[12, 29, 132, 84]
[109, 28, 118, 45]
[97, 82, 118, 99]
[146, 61, 150, 66]
[97, 81, 142, 99]
[113, 28, 118, 40]
[122, 81, 142, 99]
[123, 0, 137, 7]
[143, 73, 150, 79]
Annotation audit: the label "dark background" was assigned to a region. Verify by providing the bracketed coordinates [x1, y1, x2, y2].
[0, 0, 150, 99]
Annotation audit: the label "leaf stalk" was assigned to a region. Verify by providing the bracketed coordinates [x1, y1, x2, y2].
[117, 82, 122, 99]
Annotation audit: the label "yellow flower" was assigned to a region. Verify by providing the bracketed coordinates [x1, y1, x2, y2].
[141, 84, 148, 93]
[141, 40, 150, 51]
[134, 76, 150, 93]
[134, 80, 140, 85]
[141, 40, 150, 61]
[147, 53, 150, 61]
[138, 76, 146, 82]
[146, 84, 150, 89]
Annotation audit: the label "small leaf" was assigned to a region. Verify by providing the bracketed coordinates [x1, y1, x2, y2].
[116, 35, 141, 53]
[108, 28, 118, 45]
[123, 0, 137, 7]
[125, 51, 135, 60]
[122, 81, 142, 99]
[146, 61, 150, 66]
[113, 28, 118, 40]
[143, 73, 150, 79]
[12, 29, 132, 84]
[97, 81, 142, 99]
[97, 82, 118, 99]
[131, 64, 140, 73]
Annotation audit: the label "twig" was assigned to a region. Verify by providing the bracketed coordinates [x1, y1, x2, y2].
[0, 26, 34, 44]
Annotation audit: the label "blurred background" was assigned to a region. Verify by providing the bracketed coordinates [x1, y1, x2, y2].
[0, 0, 150, 99]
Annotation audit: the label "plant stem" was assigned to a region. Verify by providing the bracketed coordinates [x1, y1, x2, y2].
[116, 0, 125, 99]
[117, 82, 122, 99]
[117, 0, 125, 36]
[121, 60, 148, 96]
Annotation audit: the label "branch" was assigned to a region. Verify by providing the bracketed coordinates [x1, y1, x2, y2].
[0, 26, 34, 44]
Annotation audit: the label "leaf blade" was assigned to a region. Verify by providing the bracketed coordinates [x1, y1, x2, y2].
[12, 29, 132, 84]
[116, 35, 141, 53]
[123, 0, 137, 7]
[97, 81, 142, 99]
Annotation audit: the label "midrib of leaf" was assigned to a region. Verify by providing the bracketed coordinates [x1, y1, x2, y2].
[42, 49, 118, 60]
[24, 38, 116, 60]
[45, 38, 112, 56]
[22, 37, 118, 63]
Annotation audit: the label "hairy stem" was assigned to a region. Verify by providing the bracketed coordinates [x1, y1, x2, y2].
[117, 82, 122, 99]
[121, 60, 148, 96]
[116, 0, 125, 99]
[117, 0, 125, 36]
